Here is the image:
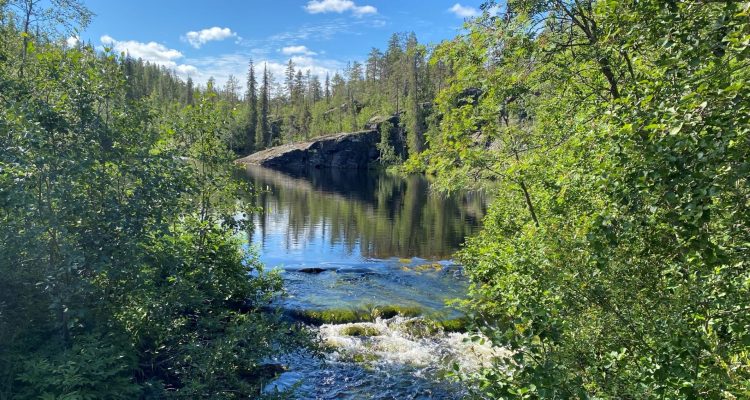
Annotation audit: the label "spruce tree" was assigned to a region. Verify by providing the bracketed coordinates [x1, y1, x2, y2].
[257, 64, 270, 148]
[284, 59, 295, 103]
[324, 73, 331, 103]
[245, 60, 258, 152]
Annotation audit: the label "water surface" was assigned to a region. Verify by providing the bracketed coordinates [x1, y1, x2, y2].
[241, 166, 490, 399]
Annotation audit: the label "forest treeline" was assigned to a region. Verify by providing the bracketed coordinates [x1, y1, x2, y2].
[118, 31, 444, 160]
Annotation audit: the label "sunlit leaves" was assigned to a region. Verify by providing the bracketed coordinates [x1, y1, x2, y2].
[423, 0, 750, 398]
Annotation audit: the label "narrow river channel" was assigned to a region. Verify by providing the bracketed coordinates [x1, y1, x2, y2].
[241, 166, 494, 399]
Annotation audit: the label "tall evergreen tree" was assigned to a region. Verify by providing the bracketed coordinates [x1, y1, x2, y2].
[405, 32, 425, 154]
[223, 74, 240, 103]
[324, 73, 331, 103]
[257, 64, 270, 148]
[310, 74, 322, 102]
[284, 59, 295, 102]
[385, 33, 404, 113]
[245, 60, 258, 152]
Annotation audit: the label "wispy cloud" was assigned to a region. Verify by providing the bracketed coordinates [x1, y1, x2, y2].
[175, 64, 199, 76]
[304, 0, 377, 17]
[254, 17, 386, 50]
[183, 27, 237, 49]
[448, 3, 480, 18]
[280, 45, 317, 56]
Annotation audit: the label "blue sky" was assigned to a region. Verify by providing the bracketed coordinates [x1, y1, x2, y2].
[74, 0, 488, 91]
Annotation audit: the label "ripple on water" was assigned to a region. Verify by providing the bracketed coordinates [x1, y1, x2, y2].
[264, 316, 507, 399]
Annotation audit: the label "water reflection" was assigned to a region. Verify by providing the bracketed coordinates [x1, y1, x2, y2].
[239, 166, 490, 399]
[242, 166, 486, 265]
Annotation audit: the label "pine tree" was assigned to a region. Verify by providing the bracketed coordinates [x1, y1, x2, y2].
[385, 33, 404, 113]
[365, 48, 383, 83]
[285, 59, 295, 103]
[365, 48, 384, 100]
[310, 74, 322, 102]
[223, 74, 240, 103]
[405, 32, 425, 154]
[324, 73, 331, 103]
[257, 64, 270, 149]
[245, 60, 258, 152]
[294, 70, 304, 106]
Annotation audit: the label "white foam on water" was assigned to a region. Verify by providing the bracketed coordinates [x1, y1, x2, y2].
[319, 316, 507, 372]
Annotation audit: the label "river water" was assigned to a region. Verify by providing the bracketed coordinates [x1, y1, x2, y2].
[241, 166, 493, 399]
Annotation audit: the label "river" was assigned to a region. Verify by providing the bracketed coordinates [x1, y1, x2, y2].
[241, 165, 494, 399]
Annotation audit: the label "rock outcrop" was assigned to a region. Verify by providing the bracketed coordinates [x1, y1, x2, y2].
[236, 130, 381, 170]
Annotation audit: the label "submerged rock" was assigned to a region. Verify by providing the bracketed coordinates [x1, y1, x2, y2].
[371, 305, 422, 319]
[296, 267, 330, 274]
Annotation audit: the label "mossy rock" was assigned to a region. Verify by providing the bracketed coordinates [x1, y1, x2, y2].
[438, 317, 470, 333]
[414, 263, 443, 272]
[341, 325, 380, 337]
[350, 353, 379, 363]
[289, 308, 372, 325]
[398, 318, 440, 338]
[371, 305, 422, 319]
[289, 305, 426, 325]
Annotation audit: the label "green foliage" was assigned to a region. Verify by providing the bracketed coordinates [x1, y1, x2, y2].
[15, 334, 141, 400]
[424, 0, 750, 398]
[0, 9, 309, 399]
[376, 120, 400, 164]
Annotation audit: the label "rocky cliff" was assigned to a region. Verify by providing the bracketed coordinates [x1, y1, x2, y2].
[235, 130, 381, 170]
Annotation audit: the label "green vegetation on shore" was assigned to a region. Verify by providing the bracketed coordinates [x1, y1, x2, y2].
[416, 1, 750, 398]
[0, 2, 310, 398]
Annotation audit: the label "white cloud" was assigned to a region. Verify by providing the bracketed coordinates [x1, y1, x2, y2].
[183, 27, 237, 49]
[101, 35, 183, 67]
[281, 45, 317, 56]
[100, 35, 198, 78]
[65, 36, 79, 47]
[448, 3, 480, 18]
[176, 64, 199, 76]
[304, 0, 377, 16]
